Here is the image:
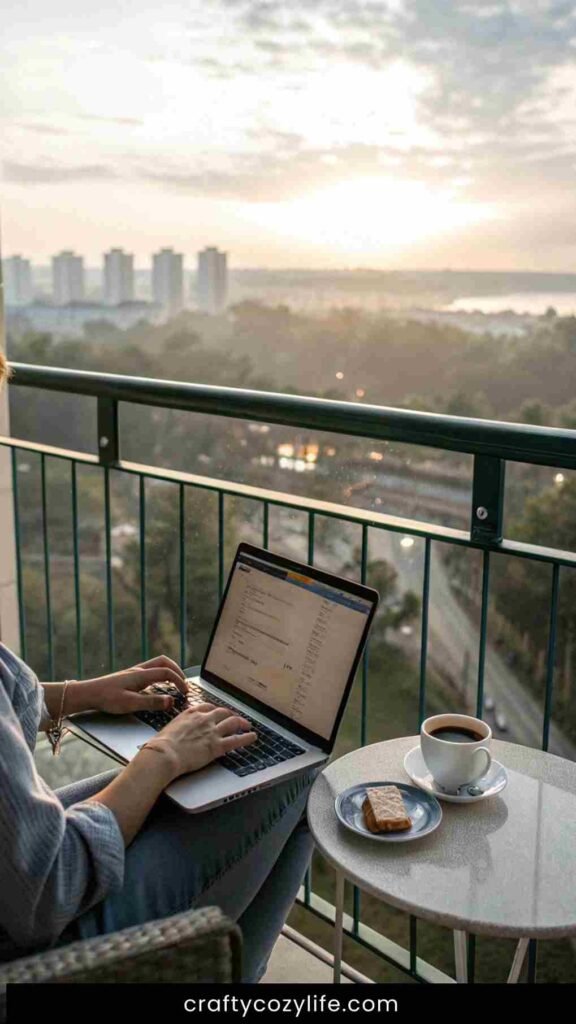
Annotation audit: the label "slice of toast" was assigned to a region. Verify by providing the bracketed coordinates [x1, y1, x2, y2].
[362, 785, 412, 833]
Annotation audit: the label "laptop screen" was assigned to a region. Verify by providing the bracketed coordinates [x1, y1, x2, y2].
[203, 548, 374, 742]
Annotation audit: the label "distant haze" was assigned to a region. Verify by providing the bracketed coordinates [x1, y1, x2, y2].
[2, 1, 576, 270]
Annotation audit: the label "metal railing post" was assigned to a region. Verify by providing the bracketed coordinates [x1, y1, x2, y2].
[470, 455, 505, 544]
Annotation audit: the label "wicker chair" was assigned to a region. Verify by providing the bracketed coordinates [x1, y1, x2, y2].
[0, 905, 242, 1021]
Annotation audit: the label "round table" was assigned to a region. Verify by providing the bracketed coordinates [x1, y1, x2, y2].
[307, 736, 576, 983]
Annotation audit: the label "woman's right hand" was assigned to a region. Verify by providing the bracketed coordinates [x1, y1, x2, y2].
[143, 702, 258, 780]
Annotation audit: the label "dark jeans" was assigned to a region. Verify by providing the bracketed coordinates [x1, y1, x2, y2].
[56, 767, 317, 982]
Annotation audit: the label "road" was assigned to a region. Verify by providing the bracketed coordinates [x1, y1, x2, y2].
[368, 529, 576, 759]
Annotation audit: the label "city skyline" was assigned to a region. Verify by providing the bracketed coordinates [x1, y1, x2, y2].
[2, 2, 576, 271]
[2, 246, 231, 321]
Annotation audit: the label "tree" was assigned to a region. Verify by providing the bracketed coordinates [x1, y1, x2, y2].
[492, 477, 576, 724]
[343, 551, 420, 643]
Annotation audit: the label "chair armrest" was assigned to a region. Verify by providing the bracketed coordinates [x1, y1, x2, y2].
[0, 905, 242, 1014]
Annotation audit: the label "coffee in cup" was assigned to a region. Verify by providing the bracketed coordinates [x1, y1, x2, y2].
[420, 713, 492, 790]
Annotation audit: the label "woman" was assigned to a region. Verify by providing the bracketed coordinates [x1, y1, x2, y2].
[0, 350, 315, 981]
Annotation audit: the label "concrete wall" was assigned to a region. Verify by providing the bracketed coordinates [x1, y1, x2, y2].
[0, 255, 21, 652]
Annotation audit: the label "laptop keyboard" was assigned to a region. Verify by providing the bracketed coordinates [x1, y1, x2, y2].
[134, 682, 305, 777]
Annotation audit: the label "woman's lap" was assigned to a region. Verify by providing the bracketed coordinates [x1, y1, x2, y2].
[56, 767, 317, 968]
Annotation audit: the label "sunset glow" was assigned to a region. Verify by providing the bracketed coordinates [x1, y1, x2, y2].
[2, 1, 576, 268]
[245, 178, 497, 255]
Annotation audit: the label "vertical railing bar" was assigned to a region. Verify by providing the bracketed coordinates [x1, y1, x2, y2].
[353, 524, 370, 938]
[352, 886, 361, 939]
[304, 865, 312, 907]
[360, 525, 369, 747]
[104, 466, 115, 671]
[418, 538, 431, 727]
[527, 939, 538, 983]
[40, 454, 54, 679]
[179, 483, 187, 668]
[476, 550, 491, 718]
[542, 563, 560, 752]
[303, 509, 316, 909]
[467, 933, 476, 984]
[353, 524, 365, 961]
[218, 492, 225, 600]
[262, 500, 269, 549]
[139, 476, 148, 661]
[409, 916, 417, 974]
[11, 448, 27, 662]
[411, 544, 423, 972]
[71, 461, 84, 680]
[307, 511, 315, 566]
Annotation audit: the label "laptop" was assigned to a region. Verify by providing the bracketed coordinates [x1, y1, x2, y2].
[69, 543, 379, 812]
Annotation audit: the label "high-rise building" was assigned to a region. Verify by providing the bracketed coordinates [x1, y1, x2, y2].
[2, 255, 33, 306]
[52, 251, 84, 305]
[197, 247, 228, 315]
[152, 248, 183, 317]
[103, 248, 134, 305]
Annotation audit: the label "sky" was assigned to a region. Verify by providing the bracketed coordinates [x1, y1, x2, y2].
[2, 0, 576, 270]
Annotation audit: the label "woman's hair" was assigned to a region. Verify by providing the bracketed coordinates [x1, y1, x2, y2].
[0, 350, 10, 387]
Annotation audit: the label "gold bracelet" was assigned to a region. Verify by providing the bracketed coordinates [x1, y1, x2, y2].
[139, 741, 170, 757]
[46, 680, 74, 756]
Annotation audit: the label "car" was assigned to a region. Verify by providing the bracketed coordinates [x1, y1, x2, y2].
[495, 711, 508, 732]
[484, 695, 495, 712]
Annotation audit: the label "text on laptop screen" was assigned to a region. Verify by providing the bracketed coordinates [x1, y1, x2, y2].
[204, 552, 372, 740]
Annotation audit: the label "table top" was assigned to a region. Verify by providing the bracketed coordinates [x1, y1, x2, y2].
[307, 736, 576, 939]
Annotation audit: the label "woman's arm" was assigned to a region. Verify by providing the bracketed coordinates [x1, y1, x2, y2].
[86, 703, 257, 845]
[40, 655, 190, 727]
[0, 658, 255, 952]
[0, 677, 126, 952]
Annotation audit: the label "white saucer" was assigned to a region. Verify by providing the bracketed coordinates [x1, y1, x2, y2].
[403, 745, 508, 803]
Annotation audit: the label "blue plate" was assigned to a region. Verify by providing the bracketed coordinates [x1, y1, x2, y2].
[335, 781, 442, 842]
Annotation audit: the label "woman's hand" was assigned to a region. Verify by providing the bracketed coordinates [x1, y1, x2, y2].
[87, 704, 258, 845]
[80, 655, 190, 715]
[145, 703, 258, 780]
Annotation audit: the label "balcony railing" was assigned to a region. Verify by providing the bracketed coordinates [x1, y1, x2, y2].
[2, 361, 576, 983]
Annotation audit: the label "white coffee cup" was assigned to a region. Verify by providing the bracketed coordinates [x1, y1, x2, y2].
[420, 713, 492, 790]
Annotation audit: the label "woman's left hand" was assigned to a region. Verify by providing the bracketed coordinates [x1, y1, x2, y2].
[81, 656, 189, 715]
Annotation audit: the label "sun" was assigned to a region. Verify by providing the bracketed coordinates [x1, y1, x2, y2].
[245, 177, 497, 257]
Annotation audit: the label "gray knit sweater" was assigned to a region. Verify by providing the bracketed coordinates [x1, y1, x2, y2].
[0, 643, 125, 962]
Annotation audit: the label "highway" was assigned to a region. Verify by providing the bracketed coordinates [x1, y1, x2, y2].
[368, 529, 575, 759]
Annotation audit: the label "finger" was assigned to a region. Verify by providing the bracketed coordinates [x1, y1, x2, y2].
[204, 707, 238, 725]
[216, 715, 252, 737]
[125, 692, 174, 712]
[220, 731, 258, 753]
[127, 667, 188, 695]
[137, 655, 186, 682]
[185, 701, 216, 713]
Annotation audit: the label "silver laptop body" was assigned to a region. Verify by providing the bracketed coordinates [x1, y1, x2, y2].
[69, 543, 378, 812]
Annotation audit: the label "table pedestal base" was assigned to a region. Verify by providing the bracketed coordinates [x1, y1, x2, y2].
[332, 873, 531, 985]
[454, 931, 530, 984]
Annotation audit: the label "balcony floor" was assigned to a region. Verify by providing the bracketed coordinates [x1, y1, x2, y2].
[262, 934, 352, 984]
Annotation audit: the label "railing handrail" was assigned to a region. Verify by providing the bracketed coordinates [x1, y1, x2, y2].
[8, 361, 576, 469]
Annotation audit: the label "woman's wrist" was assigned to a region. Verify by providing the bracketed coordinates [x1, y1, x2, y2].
[134, 741, 180, 785]
[42, 679, 87, 719]
[63, 680, 95, 715]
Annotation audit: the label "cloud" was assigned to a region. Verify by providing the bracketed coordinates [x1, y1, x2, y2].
[211, 1, 576, 137]
[17, 123, 72, 136]
[2, 161, 118, 184]
[79, 114, 143, 127]
[139, 141, 449, 201]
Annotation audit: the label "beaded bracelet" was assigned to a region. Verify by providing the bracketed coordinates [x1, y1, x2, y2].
[46, 680, 73, 756]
